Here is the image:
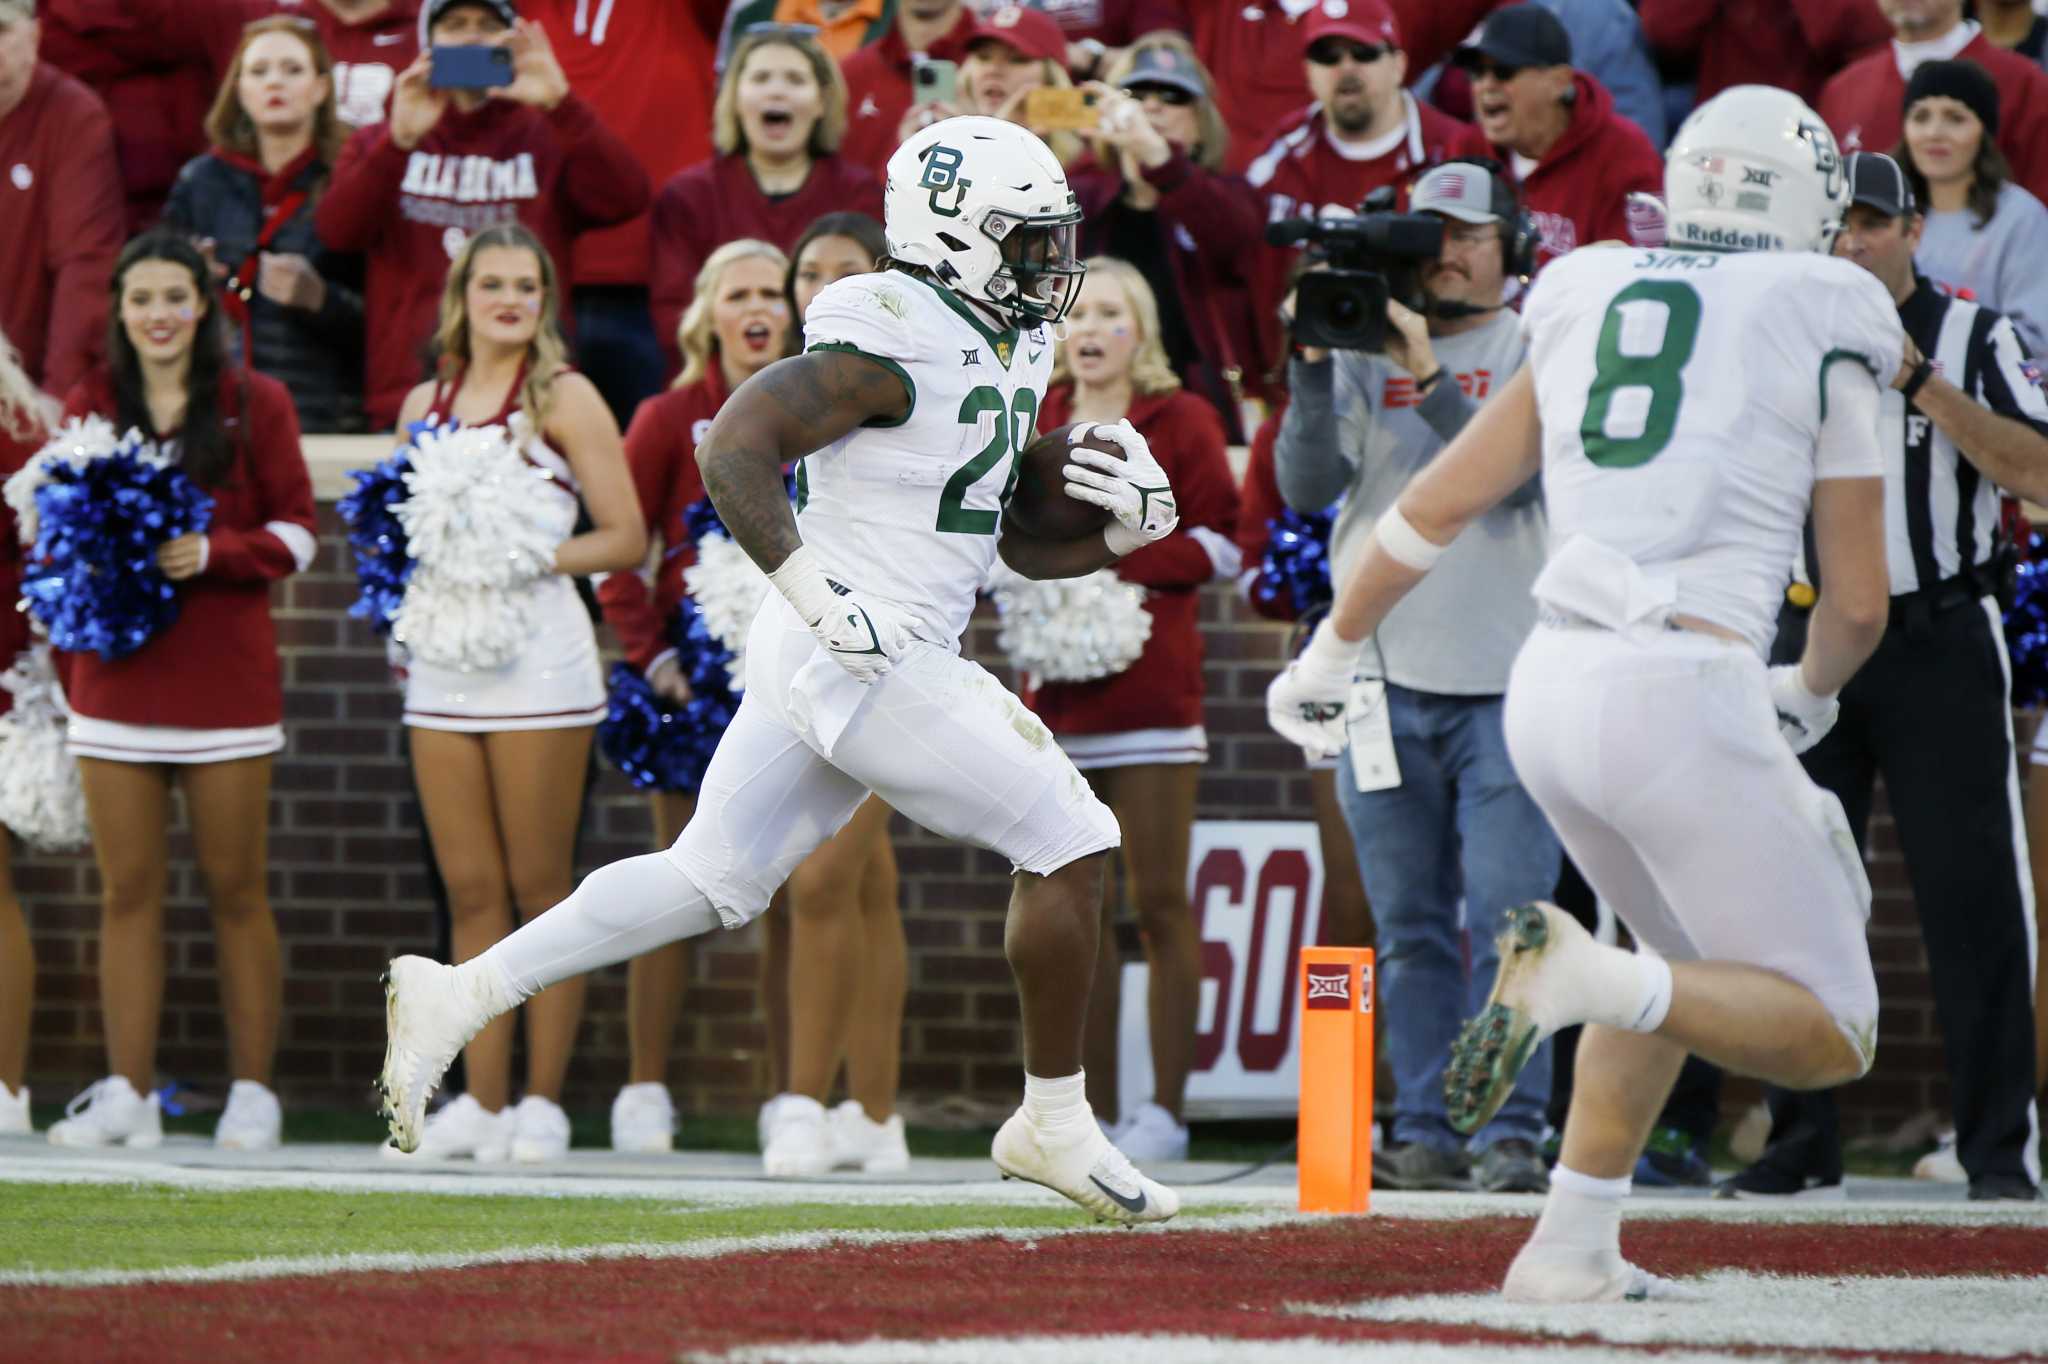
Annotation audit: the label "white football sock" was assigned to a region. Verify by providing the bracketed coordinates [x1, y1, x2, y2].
[1023, 1070, 1093, 1144]
[1527, 1164, 1631, 1255]
[1552, 938, 1673, 1037]
[481, 853, 724, 1000]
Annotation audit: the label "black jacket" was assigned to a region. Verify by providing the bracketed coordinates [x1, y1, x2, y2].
[163, 148, 366, 433]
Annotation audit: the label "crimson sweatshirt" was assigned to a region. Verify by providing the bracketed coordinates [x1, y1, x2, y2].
[1234, 403, 1303, 623]
[0, 64, 124, 396]
[598, 369, 723, 674]
[58, 368, 317, 730]
[838, 8, 978, 180]
[1023, 385, 1237, 736]
[1820, 33, 2048, 205]
[314, 93, 651, 427]
[1493, 72, 1664, 268]
[1638, 0, 1890, 106]
[649, 153, 883, 379]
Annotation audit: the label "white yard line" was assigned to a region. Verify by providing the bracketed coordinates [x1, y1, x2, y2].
[690, 1336, 1893, 1364]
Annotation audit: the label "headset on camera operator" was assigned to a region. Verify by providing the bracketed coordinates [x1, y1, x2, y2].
[1270, 157, 1560, 1195]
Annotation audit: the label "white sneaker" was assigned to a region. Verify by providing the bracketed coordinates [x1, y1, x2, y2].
[1115, 1102, 1189, 1163]
[378, 955, 495, 1154]
[47, 1076, 163, 1149]
[0, 1083, 29, 1135]
[1503, 1241, 1704, 1303]
[758, 1091, 801, 1151]
[828, 1100, 910, 1173]
[992, 1106, 1179, 1224]
[213, 1080, 282, 1152]
[384, 1093, 511, 1161]
[611, 1082, 676, 1153]
[1446, 903, 1594, 1136]
[762, 1094, 833, 1176]
[1914, 1128, 1967, 1183]
[511, 1094, 570, 1162]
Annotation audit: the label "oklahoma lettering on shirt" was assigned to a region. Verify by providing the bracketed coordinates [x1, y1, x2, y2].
[398, 151, 542, 228]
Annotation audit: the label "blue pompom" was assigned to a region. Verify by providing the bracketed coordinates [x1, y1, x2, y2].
[336, 451, 416, 635]
[2005, 532, 2048, 708]
[597, 661, 736, 793]
[1252, 506, 1338, 625]
[20, 443, 214, 660]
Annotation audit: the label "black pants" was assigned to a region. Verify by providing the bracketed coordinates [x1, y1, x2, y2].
[1762, 594, 2039, 1183]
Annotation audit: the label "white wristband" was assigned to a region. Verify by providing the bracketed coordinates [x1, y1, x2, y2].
[1298, 618, 1362, 688]
[1103, 520, 1148, 557]
[1374, 502, 1445, 573]
[767, 543, 838, 625]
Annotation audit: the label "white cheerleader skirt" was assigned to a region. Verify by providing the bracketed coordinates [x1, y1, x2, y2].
[402, 575, 606, 733]
[1057, 725, 1209, 771]
[68, 716, 284, 764]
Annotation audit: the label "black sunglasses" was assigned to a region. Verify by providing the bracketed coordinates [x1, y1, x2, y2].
[1467, 58, 1525, 82]
[1125, 82, 1197, 106]
[1306, 40, 1390, 67]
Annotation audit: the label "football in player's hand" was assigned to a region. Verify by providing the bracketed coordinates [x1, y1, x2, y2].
[1004, 422, 1123, 541]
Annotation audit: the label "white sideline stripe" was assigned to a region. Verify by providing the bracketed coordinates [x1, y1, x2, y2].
[692, 1338, 1875, 1364]
[0, 1211, 1304, 1289]
[1305, 1272, 2048, 1360]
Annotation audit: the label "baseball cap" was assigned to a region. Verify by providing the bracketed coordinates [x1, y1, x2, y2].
[1118, 44, 1208, 101]
[1454, 4, 1572, 72]
[1847, 151, 1917, 218]
[1299, 0, 1401, 55]
[1411, 161, 1508, 223]
[968, 4, 1068, 64]
[425, 0, 517, 32]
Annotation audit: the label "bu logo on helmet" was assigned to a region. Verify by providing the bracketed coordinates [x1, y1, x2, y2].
[1795, 118, 1843, 197]
[919, 144, 971, 217]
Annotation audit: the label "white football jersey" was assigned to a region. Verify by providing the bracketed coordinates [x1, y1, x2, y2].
[1521, 247, 1905, 651]
[798, 270, 1055, 646]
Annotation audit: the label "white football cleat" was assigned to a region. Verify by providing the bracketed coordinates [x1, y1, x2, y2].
[1446, 903, 1594, 1136]
[47, 1076, 162, 1149]
[0, 1082, 30, 1135]
[992, 1107, 1179, 1224]
[1115, 1102, 1189, 1163]
[1503, 1241, 1703, 1303]
[611, 1082, 677, 1154]
[511, 1094, 570, 1163]
[378, 955, 494, 1154]
[828, 1100, 910, 1173]
[213, 1079, 283, 1152]
[762, 1094, 833, 1176]
[383, 1093, 512, 1162]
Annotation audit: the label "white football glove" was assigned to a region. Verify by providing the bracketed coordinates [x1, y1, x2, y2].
[769, 545, 915, 684]
[1768, 663, 1840, 755]
[1062, 419, 1179, 556]
[1265, 619, 1360, 761]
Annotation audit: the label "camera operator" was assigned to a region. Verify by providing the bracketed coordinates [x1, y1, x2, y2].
[1273, 158, 1556, 1195]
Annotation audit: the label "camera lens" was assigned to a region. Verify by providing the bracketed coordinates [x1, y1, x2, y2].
[1326, 294, 1362, 328]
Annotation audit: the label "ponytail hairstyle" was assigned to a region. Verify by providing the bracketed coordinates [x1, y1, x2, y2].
[430, 223, 569, 426]
[106, 230, 238, 487]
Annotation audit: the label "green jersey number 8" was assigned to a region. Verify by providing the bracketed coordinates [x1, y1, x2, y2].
[1581, 280, 1703, 469]
[938, 385, 1039, 534]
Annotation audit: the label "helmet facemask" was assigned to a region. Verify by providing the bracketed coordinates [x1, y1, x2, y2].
[981, 208, 1084, 326]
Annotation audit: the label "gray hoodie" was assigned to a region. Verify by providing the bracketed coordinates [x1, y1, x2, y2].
[1918, 180, 2048, 356]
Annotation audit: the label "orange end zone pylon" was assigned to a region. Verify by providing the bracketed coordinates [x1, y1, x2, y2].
[1298, 946, 1375, 1213]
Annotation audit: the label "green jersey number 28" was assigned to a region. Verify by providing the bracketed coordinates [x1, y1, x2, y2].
[937, 385, 1039, 534]
[1580, 280, 1703, 469]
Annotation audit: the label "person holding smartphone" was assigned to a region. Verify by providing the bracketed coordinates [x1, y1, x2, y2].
[836, 0, 976, 177]
[314, 0, 650, 428]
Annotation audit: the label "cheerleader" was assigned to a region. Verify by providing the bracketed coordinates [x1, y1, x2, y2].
[0, 329, 44, 1136]
[1029, 257, 1240, 1162]
[393, 223, 645, 1161]
[47, 232, 317, 1152]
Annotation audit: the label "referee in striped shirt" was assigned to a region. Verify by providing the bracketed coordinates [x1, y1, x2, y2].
[1721, 153, 2045, 1203]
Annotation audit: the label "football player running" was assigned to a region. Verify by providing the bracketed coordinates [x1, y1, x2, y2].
[377, 116, 1185, 1222]
[1269, 86, 1902, 1300]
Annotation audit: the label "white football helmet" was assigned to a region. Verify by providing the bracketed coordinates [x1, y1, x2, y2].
[884, 115, 1084, 326]
[1664, 85, 1848, 254]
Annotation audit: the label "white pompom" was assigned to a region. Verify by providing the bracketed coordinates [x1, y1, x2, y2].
[682, 532, 772, 685]
[2, 416, 161, 547]
[0, 642, 88, 851]
[391, 423, 564, 671]
[989, 565, 1153, 685]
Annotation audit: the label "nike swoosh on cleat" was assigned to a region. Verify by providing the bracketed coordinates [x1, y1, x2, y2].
[1089, 1174, 1148, 1213]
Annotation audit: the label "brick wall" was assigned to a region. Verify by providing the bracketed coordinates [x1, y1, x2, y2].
[16, 505, 1955, 1133]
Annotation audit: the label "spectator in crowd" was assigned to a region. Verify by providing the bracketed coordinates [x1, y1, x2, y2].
[755, 211, 910, 1179]
[598, 238, 795, 1155]
[1069, 35, 1265, 440]
[1637, 0, 1890, 108]
[529, 0, 722, 428]
[315, 0, 650, 428]
[1894, 59, 2048, 353]
[1021, 0, 1189, 84]
[1246, 3, 1489, 230]
[648, 26, 881, 380]
[47, 231, 317, 1154]
[1429, 0, 1667, 150]
[163, 17, 366, 434]
[1029, 257, 1240, 1162]
[1273, 161, 1556, 1194]
[0, 328, 42, 1138]
[1189, 0, 1498, 176]
[1820, 0, 2048, 202]
[1980, 0, 2048, 68]
[1722, 152, 2045, 1204]
[390, 223, 644, 1161]
[0, 0, 123, 401]
[719, 0, 895, 63]
[838, 0, 976, 177]
[1455, 4, 1662, 267]
[950, 3, 1086, 165]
